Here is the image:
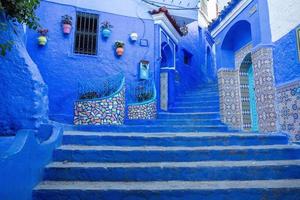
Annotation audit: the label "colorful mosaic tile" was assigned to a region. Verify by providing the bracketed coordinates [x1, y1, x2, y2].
[74, 87, 125, 125]
[218, 69, 242, 130]
[252, 47, 277, 132]
[277, 80, 300, 142]
[235, 43, 252, 69]
[128, 101, 157, 120]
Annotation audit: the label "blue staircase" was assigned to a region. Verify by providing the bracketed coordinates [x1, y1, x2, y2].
[33, 83, 300, 200]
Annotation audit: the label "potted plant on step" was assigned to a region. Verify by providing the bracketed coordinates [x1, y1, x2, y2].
[37, 28, 49, 46]
[61, 15, 72, 34]
[101, 21, 113, 38]
[114, 41, 125, 56]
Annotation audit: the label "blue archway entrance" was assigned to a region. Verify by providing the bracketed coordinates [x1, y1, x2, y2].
[240, 53, 258, 131]
[160, 42, 174, 111]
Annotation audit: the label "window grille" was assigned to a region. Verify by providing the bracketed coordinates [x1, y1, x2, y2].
[74, 12, 99, 55]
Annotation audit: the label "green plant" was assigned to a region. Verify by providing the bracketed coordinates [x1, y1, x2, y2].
[0, 0, 41, 30]
[101, 21, 113, 30]
[137, 92, 153, 102]
[0, 0, 41, 56]
[61, 15, 72, 25]
[114, 41, 125, 48]
[79, 91, 99, 100]
[37, 28, 48, 36]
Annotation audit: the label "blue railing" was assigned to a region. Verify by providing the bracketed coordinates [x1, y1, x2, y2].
[128, 79, 156, 104]
[78, 73, 124, 101]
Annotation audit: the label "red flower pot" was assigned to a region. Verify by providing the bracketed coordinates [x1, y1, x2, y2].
[116, 47, 124, 56]
[63, 24, 72, 34]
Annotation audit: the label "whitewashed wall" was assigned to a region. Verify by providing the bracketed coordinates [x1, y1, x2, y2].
[267, 0, 300, 42]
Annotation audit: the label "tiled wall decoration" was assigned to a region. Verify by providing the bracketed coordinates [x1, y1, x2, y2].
[252, 47, 278, 132]
[235, 43, 252, 69]
[74, 87, 125, 125]
[277, 79, 300, 142]
[218, 69, 242, 129]
[128, 101, 157, 120]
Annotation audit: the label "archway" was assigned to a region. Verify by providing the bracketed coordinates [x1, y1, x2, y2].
[239, 53, 258, 131]
[160, 42, 174, 111]
[221, 20, 252, 68]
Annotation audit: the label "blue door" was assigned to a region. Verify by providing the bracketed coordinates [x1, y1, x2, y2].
[248, 65, 259, 131]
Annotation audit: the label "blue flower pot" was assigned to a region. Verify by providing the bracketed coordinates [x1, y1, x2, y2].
[102, 28, 111, 38]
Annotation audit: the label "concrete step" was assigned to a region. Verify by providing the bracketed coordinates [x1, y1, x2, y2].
[62, 131, 288, 146]
[175, 96, 219, 102]
[33, 179, 300, 200]
[172, 101, 219, 107]
[178, 91, 219, 97]
[125, 118, 224, 126]
[53, 145, 300, 162]
[44, 160, 300, 181]
[66, 124, 229, 133]
[157, 112, 220, 120]
[168, 106, 220, 112]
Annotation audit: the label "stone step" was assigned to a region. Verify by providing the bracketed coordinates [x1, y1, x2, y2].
[157, 112, 220, 120]
[62, 131, 288, 146]
[44, 160, 300, 181]
[125, 118, 223, 126]
[175, 96, 219, 102]
[33, 179, 300, 200]
[53, 145, 300, 162]
[172, 101, 219, 107]
[168, 106, 220, 112]
[178, 91, 219, 97]
[65, 124, 229, 133]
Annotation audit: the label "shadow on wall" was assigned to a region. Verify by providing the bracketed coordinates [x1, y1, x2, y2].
[0, 14, 49, 135]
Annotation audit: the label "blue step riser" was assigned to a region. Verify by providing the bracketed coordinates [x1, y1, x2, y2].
[53, 149, 300, 162]
[69, 126, 228, 132]
[44, 165, 300, 181]
[178, 93, 219, 98]
[158, 114, 220, 120]
[176, 97, 219, 102]
[172, 102, 220, 107]
[125, 120, 224, 126]
[62, 136, 288, 146]
[169, 107, 220, 112]
[33, 189, 300, 200]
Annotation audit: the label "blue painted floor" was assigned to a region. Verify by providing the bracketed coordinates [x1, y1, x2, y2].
[33, 83, 300, 200]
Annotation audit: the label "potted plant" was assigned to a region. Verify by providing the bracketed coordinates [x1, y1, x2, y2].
[114, 41, 125, 56]
[37, 28, 49, 46]
[61, 15, 72, 34]
[101, 21, 113, 38]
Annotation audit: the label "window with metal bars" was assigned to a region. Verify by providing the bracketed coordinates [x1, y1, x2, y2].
[74, 12, 99, 55]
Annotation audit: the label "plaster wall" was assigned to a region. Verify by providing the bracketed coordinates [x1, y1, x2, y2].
[176, 21, 207, 93]
[267, 0, 300, 42]
[0, 16, 48, 134]
[273, 26, 300, 85]
[26, 1, 155, 123]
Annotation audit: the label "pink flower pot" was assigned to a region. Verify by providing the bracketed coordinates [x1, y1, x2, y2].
[63, 24, 72, 34]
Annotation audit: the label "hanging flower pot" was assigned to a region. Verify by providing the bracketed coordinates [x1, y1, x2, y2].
[37, 28, 48, 46]
[102, 28, 112, 38]
[61, 15, 72, 34]
[130, 32, 138, 42]
[114, 41, 125, 56]
[101, 21, 113, 38]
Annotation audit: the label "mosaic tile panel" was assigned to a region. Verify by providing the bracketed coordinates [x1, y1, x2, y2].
[252, 47, 277, 132]
[74, 87, 125, 125]
[218, 69, 242, 129]
[128, 101, 157, 120]
[235, 43, 252, 69]
[277, 80, 300, 142]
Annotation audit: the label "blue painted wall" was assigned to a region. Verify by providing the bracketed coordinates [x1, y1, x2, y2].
[273, 26, 300, 85]
[176, 21, 207, 94]
[0, 15, 48, 134]
[26, 1, 155, 123]
[211, 0, 272, 69]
